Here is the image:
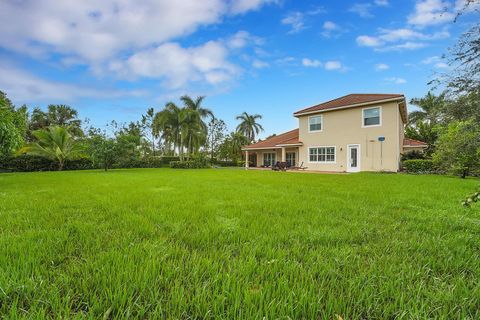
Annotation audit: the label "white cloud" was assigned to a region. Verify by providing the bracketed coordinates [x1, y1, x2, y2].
[321, 21, 342, 38]
[407, 0, 455, 27]
[375, 63, 390, 71]
[421, 56, 449, 68]
[375, 0, 389, 6]
[324, 61, 342, 70]
[377, 41, 428, 51]
[281, 12, 306, 34]
[385, 77, 407, 84]
[0, 62, 143, 102]
[302, 58, 322, 68]
[323, 21, 338, 31]
[349, 3, 374, 18]
[302, 58, 344, 71]
[252, 59, 269, 69]
[356, 35, 383, 47]
[357, 28, 449, 51]
[229, 0, 279, 14]
[110, 41, 239, 89]
[0, 0, 276, 92]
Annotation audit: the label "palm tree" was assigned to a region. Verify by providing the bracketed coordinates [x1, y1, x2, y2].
[235, 112, 264, 143]
[180, 95, 213, 120]
[18, 126, 82, 170]
[408, 92, 446, 125]
[153, 103, 184, 158]
[180, 108, 207, 155]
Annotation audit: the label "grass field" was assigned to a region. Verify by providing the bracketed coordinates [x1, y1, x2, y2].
[0, 169, 479, 319]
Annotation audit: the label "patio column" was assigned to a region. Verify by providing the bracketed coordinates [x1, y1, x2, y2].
[245, 150, 249, 169]
[281, 147, 286, 162]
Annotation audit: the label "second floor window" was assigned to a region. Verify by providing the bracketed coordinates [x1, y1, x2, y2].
[309, 115, 323, 132]
[363, 107, 381, 127]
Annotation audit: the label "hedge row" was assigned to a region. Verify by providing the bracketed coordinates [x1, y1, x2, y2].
[0, 155, 181, 172]
[402, 159, 435, 174]
[170, 160, 209, 169]
[0, 155, 93, 172]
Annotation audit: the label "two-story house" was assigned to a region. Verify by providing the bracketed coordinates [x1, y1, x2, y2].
[242, 93, 427, 172]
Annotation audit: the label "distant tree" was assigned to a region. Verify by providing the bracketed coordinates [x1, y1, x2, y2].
[433, 120, 480, 178]
[0, 91, 27, 156]
[180, 95, 213, 122]
[153, 102, 184, 157]
[443, 24, 479, 96]
[28, 104, 83, 138]
[207, 117, 227, 159]
[408, 92, 446, 125]
[235, 112, 264, 143]
[405, 121, 439, 156]
[441, 90, 480, 123]
[87, 131, 119, 171]
[218, 132, 249, 162]
[19, 126, 83, 170]
[406, 92, 449, 155]
[141, 107, 157, 156]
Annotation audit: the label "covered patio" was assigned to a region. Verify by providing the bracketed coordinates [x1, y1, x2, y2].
[242, 129, 303, 169]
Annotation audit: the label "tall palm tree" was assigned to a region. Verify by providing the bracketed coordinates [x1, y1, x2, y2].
[153, 103, 184, 158]
[180, 108, 207, 155]
[180, 95, 213, 120]
[235, 112, 264, 143]
[18, 126, 82, 170]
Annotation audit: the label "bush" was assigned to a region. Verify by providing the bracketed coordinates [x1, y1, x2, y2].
[170, 160, 209, 169]
[0, 155, 181, 172]
[403, 159, 435, 174]
[401, 150, 425, 161]
[0, 155, 93, 172]
[212, 160, 237, 167]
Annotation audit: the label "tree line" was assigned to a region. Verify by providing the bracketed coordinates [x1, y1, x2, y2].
[0, 92, 264, 170]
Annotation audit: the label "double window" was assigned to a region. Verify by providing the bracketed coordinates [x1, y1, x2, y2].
[363, 107, 381, 127]
[263, 152, 276, 166]
[309, 147, 335, 163]
[309, 115, 323, 132]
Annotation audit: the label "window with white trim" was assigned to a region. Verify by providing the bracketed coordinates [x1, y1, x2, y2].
[363, 107, 381, 127]
[309, 147, 335, 163]
[309, 115, 323, 132]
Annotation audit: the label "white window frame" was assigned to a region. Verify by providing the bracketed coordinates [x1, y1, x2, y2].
[308, 115, 323, 132]
[362, 106, 382, 128]
[308, 146, 336, 164]
[263, 152, 276, 166]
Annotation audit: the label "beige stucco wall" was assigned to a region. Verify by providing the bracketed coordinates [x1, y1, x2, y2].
[297, 101, 404, 172]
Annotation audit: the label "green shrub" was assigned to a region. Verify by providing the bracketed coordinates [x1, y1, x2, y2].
[170, 160, 209, 169]
[401, 150, 426, 161]
[212, 160, 237, 167]
[0, 155, 93, 172]
[0, 155, 181, 172]
[403, 159, 435, 174]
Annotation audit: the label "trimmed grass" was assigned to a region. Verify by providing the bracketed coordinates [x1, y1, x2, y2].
[0, 169, 479, 319]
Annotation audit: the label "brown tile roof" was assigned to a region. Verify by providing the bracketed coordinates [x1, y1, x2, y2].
[294, 93, 405, 116]
[403, 138, 428, 147]
[243, 129, 301, 150]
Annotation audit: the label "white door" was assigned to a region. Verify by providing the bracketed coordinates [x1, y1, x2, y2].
[347, 144, 360, 172]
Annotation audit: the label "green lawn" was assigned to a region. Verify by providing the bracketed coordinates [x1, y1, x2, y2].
[0, 169, 479, 319]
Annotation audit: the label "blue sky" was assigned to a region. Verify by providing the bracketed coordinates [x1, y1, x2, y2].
[0, 0, 478, 137]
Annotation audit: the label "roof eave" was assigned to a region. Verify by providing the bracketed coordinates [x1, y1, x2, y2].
[293, 97, 405, 117]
